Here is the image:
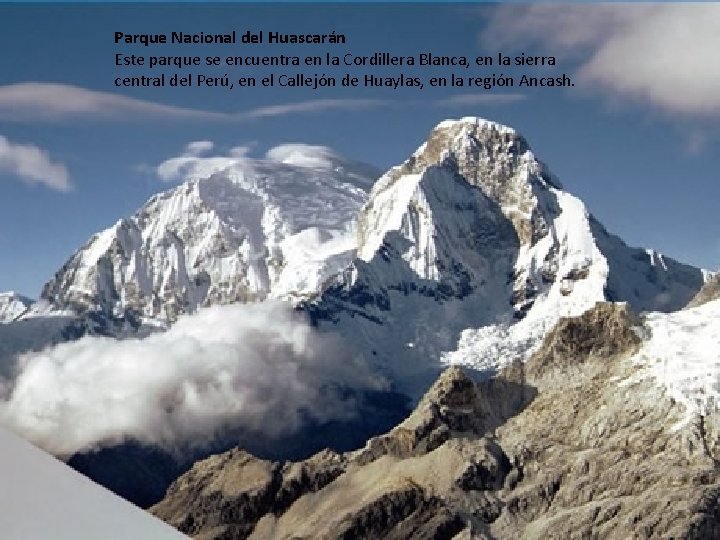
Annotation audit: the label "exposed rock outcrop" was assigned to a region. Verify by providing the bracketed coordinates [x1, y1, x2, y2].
[152, 302, 720, 539]
[687, 272, 720, 308]
[492, 303, 720, 539]
[525, 301, 642, 377]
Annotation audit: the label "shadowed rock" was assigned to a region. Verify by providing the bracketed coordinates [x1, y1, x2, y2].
[152, 301, 720, 539]
[151, 366, 534, 539]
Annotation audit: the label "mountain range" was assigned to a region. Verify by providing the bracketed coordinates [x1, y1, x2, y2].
[2, 118, 706, 387]
[152, 300, 720, 539]
[0, 117, 717, 538]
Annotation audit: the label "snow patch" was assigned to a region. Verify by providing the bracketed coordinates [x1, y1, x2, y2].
[631, 298, 720, 424]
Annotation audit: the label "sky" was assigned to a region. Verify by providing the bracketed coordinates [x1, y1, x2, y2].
[0, 3, 718, 296]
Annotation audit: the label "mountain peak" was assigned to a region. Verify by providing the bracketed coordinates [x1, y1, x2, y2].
[434, 116, 518, 134]
[414, 116, 562, 187]
[37, 150, 378, 326]
[11, 120, 707, 394]
[310, 119, 706, 397]
[0, 291, 34, 324]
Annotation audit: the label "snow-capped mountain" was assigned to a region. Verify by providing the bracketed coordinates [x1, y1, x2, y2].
[303, 118, 706, 394]
[0, 292, 33, 324]
[1, 118, 714, 517]
[14, 118, 707, 392]
[0, 425, 187, 540]
[38, 146, 377, 328]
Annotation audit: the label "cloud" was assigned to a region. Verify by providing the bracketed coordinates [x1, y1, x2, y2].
[156, 141, 352, 183]
[437, 93, 527, 107]
[156, 155, 239, 182]
[240, 98, 385, 119]
[0, 301, 386, 457]
[0, 83, 222, 121]
[483, 4, 720, 116]
[156, 140, 236, 181]
[265, 143, 343, 169]
[183, 140, 214, 156]
[228, 145, 254, 158]
[0, 135, 71, 192]
[0, 83, 388, 122]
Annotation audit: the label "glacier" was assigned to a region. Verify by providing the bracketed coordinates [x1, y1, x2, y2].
[37, 144, 377, 328]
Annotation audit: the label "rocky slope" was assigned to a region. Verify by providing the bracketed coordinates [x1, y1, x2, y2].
[20, 118, 706, 350]
[151, 300, 720, 539]
[0, 118, 712, 515]
[687, 271, 720, 308]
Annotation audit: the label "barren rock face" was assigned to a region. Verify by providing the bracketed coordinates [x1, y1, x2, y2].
[151, 448, 347, 539]
[525, 301, 642, 377]
[151, 301, 720, 539]
[687, 273, 720, 308]
[492, 304, 720, 539]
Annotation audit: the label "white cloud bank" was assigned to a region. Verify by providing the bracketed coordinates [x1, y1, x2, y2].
[484, 4, 720, 116]
[156, 141, 346, 183]
[0, 301, 386, 457]
[0, 135, 71, 192]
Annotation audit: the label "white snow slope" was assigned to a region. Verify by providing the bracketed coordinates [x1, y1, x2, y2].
[0, 425, 187, 540]
[0, 117, 713, 533]
[37, 145, 377, 326]
[630, 297, 720, 425]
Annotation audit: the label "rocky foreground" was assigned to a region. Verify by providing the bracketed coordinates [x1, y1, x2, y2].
[151, 302, 720, 539]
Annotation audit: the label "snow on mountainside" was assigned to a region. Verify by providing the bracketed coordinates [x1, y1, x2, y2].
[0, 118, 715, 529]
[38, 145, 377, 326]
[0, 425, 187, 540]
[0, 292, 33, 324]
[8, 118, 708, 395]
[631, 297, 720, 424]
[305, 117, 707, 395]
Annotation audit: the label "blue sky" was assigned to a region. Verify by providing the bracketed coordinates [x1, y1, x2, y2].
[0, 3, 718, 296]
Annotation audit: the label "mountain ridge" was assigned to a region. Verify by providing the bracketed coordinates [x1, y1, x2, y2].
[301, 117, 706, 396]
[0, 118, 713, 509]
[151, 301, 720, 539]
[37, 147, 376, 328]
[16, 118, 708, 335]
